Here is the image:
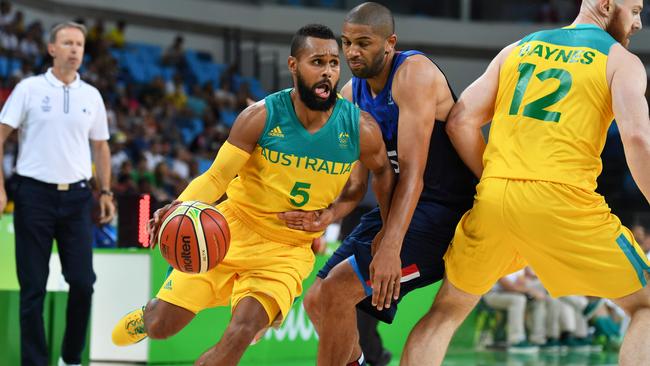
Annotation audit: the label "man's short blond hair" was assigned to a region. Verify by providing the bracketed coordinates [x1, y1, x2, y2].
[49, 21, 87, 44]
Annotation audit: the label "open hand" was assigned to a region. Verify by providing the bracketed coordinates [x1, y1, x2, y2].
[277, 209, 333, 232]
[146, 200, 180, 248]
[369, 244, 401, 311]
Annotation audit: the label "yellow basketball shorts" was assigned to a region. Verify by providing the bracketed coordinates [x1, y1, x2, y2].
[156, 200, 315, 326]
[445, 178, 649, 299]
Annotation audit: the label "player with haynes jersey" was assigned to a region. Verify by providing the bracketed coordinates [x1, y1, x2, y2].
[110, 24, 395, 366]
[402, 1, 650, 365]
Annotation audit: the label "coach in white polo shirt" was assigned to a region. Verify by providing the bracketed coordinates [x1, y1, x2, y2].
[0, 21, 115, 366]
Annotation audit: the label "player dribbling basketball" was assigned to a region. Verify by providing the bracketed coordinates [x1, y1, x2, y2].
[111, 24, 395, 366]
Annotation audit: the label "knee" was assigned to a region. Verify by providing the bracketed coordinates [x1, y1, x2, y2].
[425, 283, 480, 324]
[67, 278, 94, 296]
[510, 295, 527, 310]
[303, 283, 321, 319]
[575, 297, 589, 310]
[66, 273, 96, 295]
[144, 304, 173, 340]
[319, 277, 346, 308]
[224, 318, 266, 344]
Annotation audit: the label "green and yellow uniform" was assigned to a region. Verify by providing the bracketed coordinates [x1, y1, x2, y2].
[159, 89, 361, 324]
[446, 24, 650, 298]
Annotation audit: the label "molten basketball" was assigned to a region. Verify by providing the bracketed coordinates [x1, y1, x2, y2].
[157, 201, 230, 274]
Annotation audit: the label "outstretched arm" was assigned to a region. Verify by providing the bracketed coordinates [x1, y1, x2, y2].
[610, 47, 650, 204]
[177, 101, 266, 202]
[147, 102, 266, 247]
[446, 43, 515, 178]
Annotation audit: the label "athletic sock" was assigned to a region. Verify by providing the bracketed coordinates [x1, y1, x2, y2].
[347, 352, 366, 366]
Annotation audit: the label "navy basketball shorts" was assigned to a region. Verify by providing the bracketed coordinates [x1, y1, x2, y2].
[317, 202, 465, 323]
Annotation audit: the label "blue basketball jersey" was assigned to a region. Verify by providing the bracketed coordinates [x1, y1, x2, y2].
[351, 51, 477, 208]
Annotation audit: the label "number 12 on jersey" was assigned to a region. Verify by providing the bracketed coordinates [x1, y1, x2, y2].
[509, 62, 572, 123]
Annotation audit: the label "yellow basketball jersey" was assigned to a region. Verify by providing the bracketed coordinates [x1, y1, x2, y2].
[483, 24, 618, 191]
[226, 89, 360, 246]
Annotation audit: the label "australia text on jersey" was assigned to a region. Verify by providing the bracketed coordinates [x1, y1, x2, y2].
[259, 147, 354, 175]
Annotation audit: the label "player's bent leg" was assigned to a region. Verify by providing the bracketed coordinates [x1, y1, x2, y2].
[400, 278, 481, 366]
[304, 278, 323, 332]
[111, 297, 195, 346]
[195, 296, 270, 366]
[144, 298, 195, 339]
[317, 259, 369, 366]
[611, 282, 650, 366]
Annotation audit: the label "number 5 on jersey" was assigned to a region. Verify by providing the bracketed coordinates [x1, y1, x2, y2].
[289, 182, 311, 207]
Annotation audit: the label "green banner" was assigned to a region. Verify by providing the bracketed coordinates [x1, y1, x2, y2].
[0, 215, 476, 365]
[0, 216, 17, 291]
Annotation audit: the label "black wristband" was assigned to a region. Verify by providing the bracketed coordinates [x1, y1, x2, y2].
[100, 189, 114, 197]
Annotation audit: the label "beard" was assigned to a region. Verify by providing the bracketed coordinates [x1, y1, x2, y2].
[295, 71, 339, 111]
[606, 4, 631, 47]
[348, 50, 387, 79]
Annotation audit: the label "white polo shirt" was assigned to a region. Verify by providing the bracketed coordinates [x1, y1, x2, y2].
[0, 68, 109, 184]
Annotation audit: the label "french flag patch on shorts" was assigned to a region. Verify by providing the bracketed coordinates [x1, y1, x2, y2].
[366, 263, 421, 287]
[399, 264, 421, 283]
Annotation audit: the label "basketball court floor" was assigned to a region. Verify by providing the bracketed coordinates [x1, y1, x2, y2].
[90, 350, 619, 365]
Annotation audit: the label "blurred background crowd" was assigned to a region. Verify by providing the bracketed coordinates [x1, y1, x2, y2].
[0, 0, 648, 250]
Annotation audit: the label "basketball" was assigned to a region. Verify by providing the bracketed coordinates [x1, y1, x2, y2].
[157, 201, 230, 274]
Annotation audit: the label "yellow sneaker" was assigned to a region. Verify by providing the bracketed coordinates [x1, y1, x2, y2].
[112, 306, 148, 346]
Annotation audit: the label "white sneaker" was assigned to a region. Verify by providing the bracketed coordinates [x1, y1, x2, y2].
[58, 357, 81, 366]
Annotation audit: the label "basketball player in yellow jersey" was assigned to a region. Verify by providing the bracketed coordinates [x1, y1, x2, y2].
[111, 24, 395, 366]
[402, 1, 650, 365]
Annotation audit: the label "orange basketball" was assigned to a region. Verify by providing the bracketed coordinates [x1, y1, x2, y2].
[157, 201, 230, 273]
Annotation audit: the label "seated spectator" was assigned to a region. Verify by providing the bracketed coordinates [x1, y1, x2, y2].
[166, 77, 188, 109]
[86, 19, 105, 57]
[106, 20, 126, 48]
[0, 27, 19, 57]
[143, 139, 165, 172]
[139, 76, 166, 109]
[114, 160, 138, 195]
[169, 147, 192, 180]
[186, 84, 208, 117]
[482, 270, 543, 353]
[161, 35, 186, 71]
[17, 29, 40, 62]
[0, 1, 13, 30]
[153, 161, 177, 199]
[10, 10, 23, 36]
[215, 69, 237, 110]
[110, 131, 131, 173]
[557, 296, 593, 349]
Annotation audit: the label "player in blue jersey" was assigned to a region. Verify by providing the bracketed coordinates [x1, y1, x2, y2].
[278, 3, 477, 365]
